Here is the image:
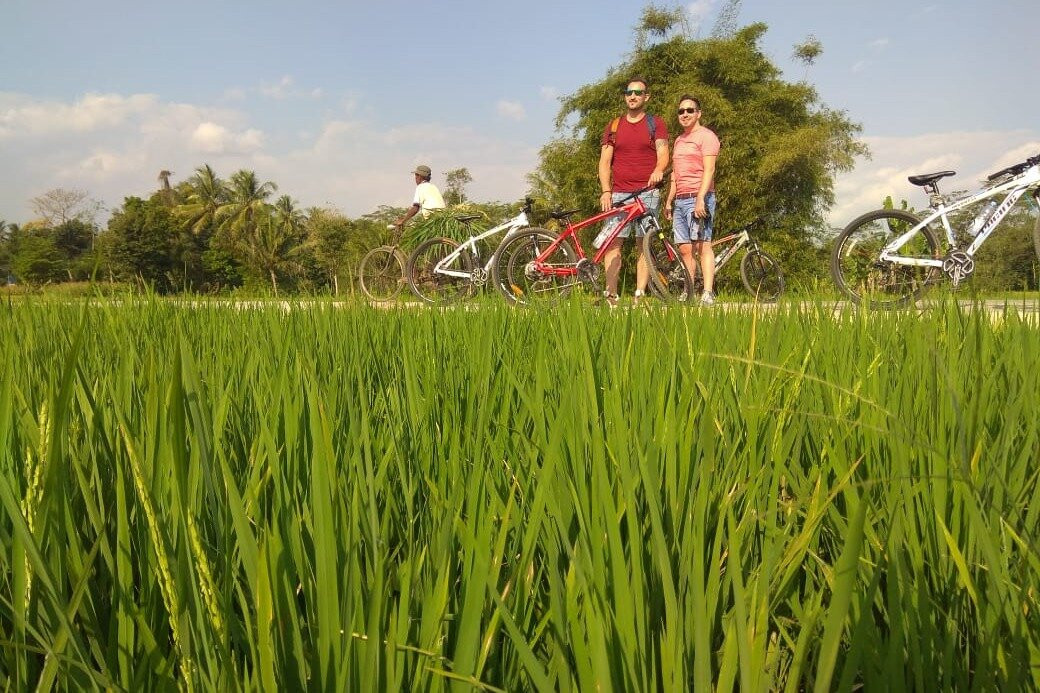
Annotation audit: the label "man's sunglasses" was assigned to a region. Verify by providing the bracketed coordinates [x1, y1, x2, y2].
[623, 89, 646, 96]
[678, 107, 700, 115]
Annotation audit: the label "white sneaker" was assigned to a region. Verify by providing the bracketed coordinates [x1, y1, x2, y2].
[700, 292, 716, 306]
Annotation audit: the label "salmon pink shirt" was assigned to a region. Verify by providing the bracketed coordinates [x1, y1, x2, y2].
[672, 127, 720, 195]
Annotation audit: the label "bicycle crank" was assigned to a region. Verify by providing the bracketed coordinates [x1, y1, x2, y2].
[576, 258, 601, 284]
[941, 250, 975, 287]
[470, 267, 489, 286]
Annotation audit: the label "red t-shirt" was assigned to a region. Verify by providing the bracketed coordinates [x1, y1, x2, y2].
[601, 114, 668, 193]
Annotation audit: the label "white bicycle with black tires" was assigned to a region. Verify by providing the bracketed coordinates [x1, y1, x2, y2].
[831, 153, 1040, 308]
[405, 198, 534, 304]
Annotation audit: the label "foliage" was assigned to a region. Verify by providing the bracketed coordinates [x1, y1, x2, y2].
[215, 170, 278, 247]
[402, 207, 486, 246]
[793, 35, 824, 68]
[0, 301, 1038, 689]
[9, 232, 64, 284]
[444, 167, 473, 206]
[530, 20, 867, 289]
[634, 4, 687, 49]
[234, 208, 308, 295]
[105, 196, 176, 291]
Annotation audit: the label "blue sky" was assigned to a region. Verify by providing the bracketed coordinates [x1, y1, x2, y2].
[2, 0, 1038, 227]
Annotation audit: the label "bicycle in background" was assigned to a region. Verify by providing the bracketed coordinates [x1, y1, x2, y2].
[358, 226, 408, 302]
[831, 153, 1040, 308]
[643, 220, 784, 302]
[491, 185, 692, 306]
[406, 198, 534, 304]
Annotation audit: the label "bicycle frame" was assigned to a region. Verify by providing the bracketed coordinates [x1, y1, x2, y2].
[708, 229, 752, 271]
[532, 196, 653, 276]
[432, 210, 531, 279]
[881, 163, 1040, 268]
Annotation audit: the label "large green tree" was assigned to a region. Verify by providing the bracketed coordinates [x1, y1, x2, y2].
[306, 208, 355, 295]
[529, 14, 866, 288]
[105, 197, 176, 291]
[10, 231, 64, 285]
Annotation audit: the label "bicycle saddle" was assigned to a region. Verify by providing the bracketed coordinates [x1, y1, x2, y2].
[907, 171, 955, 186]
[548, 209, 580, 221]
[454, 214, 482, 223]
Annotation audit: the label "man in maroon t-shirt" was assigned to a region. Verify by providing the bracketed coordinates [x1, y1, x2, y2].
[597, 76, 669, 306]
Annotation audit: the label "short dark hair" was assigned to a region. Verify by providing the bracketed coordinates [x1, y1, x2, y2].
[625, 76, 650, 92]
[678, 94, 701, 110]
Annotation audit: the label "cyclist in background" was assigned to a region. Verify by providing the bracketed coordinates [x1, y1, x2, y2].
[664, 95, 720, 305]
[393, 164, 446, 228]
[597, 76, 670, 306]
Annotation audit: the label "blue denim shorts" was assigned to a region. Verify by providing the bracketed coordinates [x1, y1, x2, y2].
[601, 189, 661, 241]
[673, 192, 716, 244]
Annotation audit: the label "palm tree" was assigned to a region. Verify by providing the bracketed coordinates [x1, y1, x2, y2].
[157, 170, 174, 206]
[177, 165, 227, 236]
[237, 213, 306, 295]
[216, 170, 278, 244]
[272, 195, 307, 238]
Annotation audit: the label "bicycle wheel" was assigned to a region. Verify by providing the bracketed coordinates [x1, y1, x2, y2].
[740, 249, 784, 302]
[642, 224, 693, 303]
[1033, 206, 1040, 265]
[831, 209, 941, 308]
[492, 228, 579, 306]
[406, 237, 474, 304]
[359, 246, 405, 302]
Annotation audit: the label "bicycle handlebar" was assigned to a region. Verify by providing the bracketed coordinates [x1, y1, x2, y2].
[610, 183, 665, 208]
[987, 153, 1040, 182]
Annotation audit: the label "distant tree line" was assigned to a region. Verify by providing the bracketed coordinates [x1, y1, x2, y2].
[0, 163, 496, 295]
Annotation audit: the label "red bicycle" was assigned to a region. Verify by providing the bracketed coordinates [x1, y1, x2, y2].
[492, 185, 693, 306]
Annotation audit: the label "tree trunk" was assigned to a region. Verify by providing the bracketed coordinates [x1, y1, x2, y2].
[333, 272, 339, 296]
[270, 269, 278, 296]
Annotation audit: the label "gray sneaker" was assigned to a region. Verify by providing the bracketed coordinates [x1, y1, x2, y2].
[700, 291, 716, 306]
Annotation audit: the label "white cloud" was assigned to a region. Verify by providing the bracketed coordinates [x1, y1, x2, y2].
[686, 0, 715, 32]
[190, 122, 264, 155]
[259, 76, 295, 100]
[830, 130, 1039, 226]
[0, 89, 541, 223]
[868, 38, 890, 50]
[0, 92, 159, 138]
[496, 100, 527, 121]
[540, 86, 560, 101]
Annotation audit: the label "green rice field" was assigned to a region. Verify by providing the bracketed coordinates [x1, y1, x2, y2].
[1, 299, 1038, 690]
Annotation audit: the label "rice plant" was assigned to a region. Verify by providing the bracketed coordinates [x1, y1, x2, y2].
[0, 297, 1037, 690]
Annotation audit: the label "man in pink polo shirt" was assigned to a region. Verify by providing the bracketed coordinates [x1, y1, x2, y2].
[664, 94, 721, 305]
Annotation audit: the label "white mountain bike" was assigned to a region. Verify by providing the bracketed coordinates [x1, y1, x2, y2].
[831, 153, 1040, 308]
[406, 198, 534, 304]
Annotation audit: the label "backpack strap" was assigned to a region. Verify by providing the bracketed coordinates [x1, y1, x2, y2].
[607, 115, 658, 147]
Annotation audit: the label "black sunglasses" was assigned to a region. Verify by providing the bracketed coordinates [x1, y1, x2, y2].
[677, 107, 700, 115]
[623, 89, 646, 96]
